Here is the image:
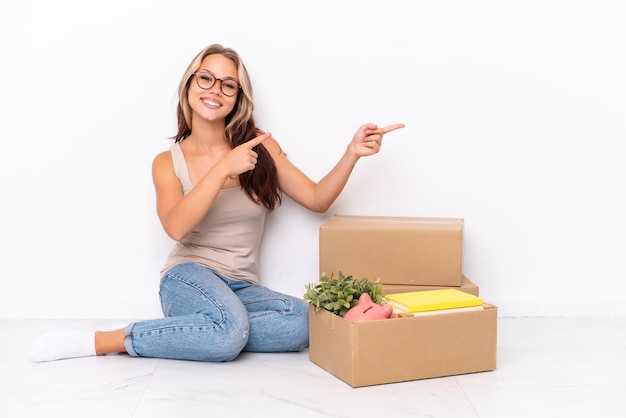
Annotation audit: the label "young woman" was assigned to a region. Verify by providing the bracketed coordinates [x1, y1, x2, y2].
[30, 44, 404, 362]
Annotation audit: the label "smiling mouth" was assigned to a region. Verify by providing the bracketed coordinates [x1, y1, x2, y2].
[202, 99, 221, 107]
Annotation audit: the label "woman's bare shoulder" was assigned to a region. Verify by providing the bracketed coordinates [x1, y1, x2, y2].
[152, 149, 174, 175]
[261, 135, 285, 157]
[153, 149, 172, 164]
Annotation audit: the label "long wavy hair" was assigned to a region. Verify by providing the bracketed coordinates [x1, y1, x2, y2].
[172, 44, 281, 212]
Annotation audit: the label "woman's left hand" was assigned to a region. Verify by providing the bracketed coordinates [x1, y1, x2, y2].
[349, 123, 405, 157]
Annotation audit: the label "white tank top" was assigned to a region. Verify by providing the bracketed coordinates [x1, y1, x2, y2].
[160, 142, 267, 284]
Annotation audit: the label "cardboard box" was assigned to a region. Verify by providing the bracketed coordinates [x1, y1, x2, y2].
[319, 215, 464, 286]
[382, 275, 479, 296]
[308, 303, 497, 388]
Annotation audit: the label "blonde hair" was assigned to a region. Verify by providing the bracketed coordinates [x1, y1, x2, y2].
[171, 44, 281, 211]
[173, 44, 254, 144]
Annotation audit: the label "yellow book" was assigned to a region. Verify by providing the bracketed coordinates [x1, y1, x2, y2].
[384, 289, 484, 313]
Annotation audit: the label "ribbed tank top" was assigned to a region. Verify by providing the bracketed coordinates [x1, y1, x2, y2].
[160, 142, 267, 284]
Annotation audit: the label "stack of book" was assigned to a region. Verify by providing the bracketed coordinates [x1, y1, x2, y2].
[385, 288, 484, 316]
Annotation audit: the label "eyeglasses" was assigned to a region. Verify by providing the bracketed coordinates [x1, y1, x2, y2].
[192, 70, 241, 97]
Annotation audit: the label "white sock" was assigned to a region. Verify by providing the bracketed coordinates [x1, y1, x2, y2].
[29, 330, 97, 362]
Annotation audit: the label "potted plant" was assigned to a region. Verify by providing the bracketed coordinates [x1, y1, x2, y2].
[303, 271, 384, 317]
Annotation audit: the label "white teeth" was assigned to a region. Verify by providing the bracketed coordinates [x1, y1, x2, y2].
[203, 99, 221, 107]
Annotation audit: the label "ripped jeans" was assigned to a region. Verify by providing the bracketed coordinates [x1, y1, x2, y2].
[123, 263, 309, 362]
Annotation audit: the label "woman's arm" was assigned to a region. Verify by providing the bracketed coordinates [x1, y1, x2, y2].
[269, 123, 404, 213]
[152, 134, 270, 241]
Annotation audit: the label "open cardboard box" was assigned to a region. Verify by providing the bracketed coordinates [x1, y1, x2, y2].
[319, 215, 464, 286]
[308, 303, 497, 388]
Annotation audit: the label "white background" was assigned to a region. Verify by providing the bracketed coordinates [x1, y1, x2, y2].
[1, 0, 624, 319]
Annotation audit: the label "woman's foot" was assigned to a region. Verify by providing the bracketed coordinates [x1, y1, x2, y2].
[29, 330, 96, 362]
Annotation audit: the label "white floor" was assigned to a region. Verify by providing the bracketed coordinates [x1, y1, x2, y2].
[1, 317, 625, 418]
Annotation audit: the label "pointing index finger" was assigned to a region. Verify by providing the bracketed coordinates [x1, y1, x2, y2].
[383, 123, 405, 134]
[248, 132, 271, 147]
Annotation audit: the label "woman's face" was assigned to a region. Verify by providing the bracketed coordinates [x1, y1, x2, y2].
[188, 54, 240, 125]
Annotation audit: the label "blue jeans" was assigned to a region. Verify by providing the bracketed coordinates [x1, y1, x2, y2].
[123, 263, 309, 361]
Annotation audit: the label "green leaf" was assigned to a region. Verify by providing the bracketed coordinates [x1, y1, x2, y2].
[303, 270, 384, 317]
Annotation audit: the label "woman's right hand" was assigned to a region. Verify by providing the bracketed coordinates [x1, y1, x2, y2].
[220, 131, 271, 178]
